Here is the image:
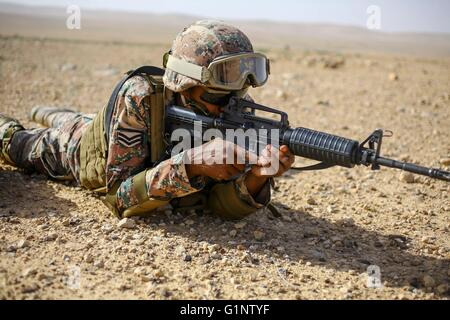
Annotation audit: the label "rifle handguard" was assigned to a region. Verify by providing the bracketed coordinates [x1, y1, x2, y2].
[282, 127, 359, 168]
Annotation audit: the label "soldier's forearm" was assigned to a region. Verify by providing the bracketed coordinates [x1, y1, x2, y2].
[185, 163, 200, 179]
[244, 173, 268, 198]
[111, 153, 205, 216]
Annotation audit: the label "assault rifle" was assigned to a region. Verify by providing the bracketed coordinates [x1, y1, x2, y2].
[165, 96, 450, 182]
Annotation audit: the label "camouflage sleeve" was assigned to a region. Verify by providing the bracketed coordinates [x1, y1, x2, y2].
[114, 151, 205, 215]
[205, 174, 272, 220]
[106, 75, 151, 189]
[233, 173, 272, 208]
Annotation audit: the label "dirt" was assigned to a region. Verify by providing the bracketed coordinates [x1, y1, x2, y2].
[0, 35, 449, 300]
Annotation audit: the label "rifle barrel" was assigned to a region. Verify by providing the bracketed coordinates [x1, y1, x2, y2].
[371, 155, 450, 182]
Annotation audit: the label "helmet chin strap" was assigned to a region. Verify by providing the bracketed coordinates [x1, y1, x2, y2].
[180, 92, 211, 116]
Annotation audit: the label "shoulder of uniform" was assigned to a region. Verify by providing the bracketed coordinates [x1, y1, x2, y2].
[120, 75, 152, 100]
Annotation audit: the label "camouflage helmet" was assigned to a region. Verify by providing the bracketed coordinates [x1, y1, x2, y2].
[163, 20, 254, 92]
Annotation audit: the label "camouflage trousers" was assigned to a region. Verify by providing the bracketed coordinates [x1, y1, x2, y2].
[7, 107, 94, 182]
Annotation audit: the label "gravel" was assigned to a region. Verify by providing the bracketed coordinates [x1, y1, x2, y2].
[1, 37, 448, 300]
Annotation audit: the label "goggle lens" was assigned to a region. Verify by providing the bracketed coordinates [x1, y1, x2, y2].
[200, 92, 230, 106]
[210, 55, 268, 88]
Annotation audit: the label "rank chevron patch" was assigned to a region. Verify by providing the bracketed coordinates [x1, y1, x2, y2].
[116, 127, 144, 148]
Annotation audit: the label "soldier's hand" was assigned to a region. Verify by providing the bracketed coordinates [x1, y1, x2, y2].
[242, 145, 294, 198]
[185, 138, 256, 181]
[250, 144, 295, 177]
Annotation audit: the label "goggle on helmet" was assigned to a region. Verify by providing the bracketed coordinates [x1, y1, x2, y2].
[163, 52, 270, 91]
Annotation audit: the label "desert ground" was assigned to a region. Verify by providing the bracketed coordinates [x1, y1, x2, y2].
[0, 5, 449, 300]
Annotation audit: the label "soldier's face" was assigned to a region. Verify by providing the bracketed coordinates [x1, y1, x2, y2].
[188, 86, 222, 116]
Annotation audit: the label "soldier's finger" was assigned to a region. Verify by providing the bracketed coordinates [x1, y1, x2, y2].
[257, 154, 272, 167]
[257, 145, 272, 167]
[234, 144, 257, 164]
[277, 145, 293, 164]
[225, 165, 241, 178]
[280, 145, 291, 154]
[280, 155, 292, 170]
[231, 163, 246, 172]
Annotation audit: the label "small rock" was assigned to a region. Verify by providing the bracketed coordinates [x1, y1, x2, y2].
[145, 282, 157, 295]
[323, 56, 345, 69]
[174, 245, 186, 256]
[47, 211, 57, 217]
[436, 283, 448, 294]
[84, 253, 94, 263]
[317, 100, 330, 107]
[422, 275, 435, 288]
[421, 236, 434, 244]
[22, 268, 37, 277]
[134, 267, 146, 275]
[210, 253, 221, 260]
[117, 218, 136, 229]
[5, 244, 16, 252]
[229, 230, 237, 237]
[37, 273, 52, 281]
[160, 287, 171, 297]
[326, 206, 337, 213]
[117, 283, 131, 291]
[154, 269, 164, 278]
[388, 73, 399, 81]
[439, 158, 450, 166]
[234, 221, 247, 229]
[131, 233, 142, 240]
[185, 219, 195, 226]
[93, 260, 104, 268]
[201, 255, 212, 264]
[183, 254, 192, 262]
[400, 172, 415, 183]
[340, 286, 350, 294]
[21, 284, 39, 293]
[306, 197, 317, 205]
[44, 232, 58, 241]
[17, 239, 30, 249]
[101, 224, 114, 233]
[60, 63, 76, 72]
[277, 246, 285, 252]
[253, 230, 265, 240]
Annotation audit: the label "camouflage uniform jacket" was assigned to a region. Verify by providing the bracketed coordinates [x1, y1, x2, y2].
[106, 74, 271, 216]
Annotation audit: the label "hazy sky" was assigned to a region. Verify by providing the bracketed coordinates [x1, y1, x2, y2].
[1, 0, 449, 33]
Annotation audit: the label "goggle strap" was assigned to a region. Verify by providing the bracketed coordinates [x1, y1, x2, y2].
[166, 55, 209, 83]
